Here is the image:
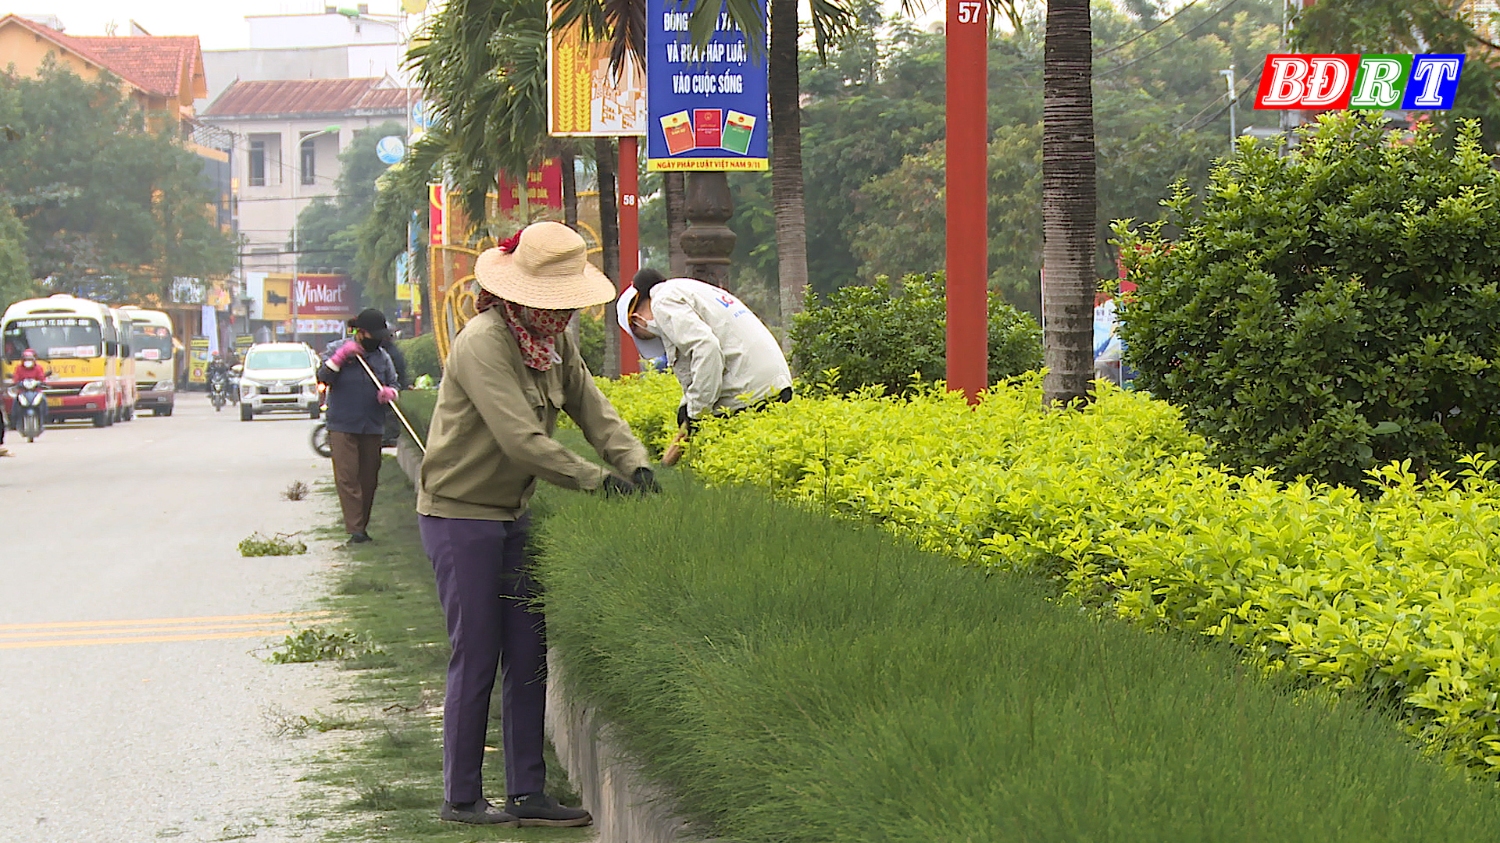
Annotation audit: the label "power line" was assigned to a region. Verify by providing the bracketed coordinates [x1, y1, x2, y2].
[1093, 0, 1205, 60]
[1175, 63, 1263, 134]
[1096, 0, 1244, 78]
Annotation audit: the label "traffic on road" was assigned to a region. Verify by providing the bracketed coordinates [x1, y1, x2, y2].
[1, 292, 347, 459]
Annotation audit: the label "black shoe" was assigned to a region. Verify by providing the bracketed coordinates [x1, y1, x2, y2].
[346, 532, 372, 545]
[439, 798, 519, 826]
[505, 792, 592, 828]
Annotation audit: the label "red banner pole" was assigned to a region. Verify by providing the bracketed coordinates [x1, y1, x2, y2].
[945, 0, 989, 402]
[618, 137, 642, 376]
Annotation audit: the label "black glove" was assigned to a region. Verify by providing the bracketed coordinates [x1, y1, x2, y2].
[677, 403, 690, 428]
[632, 467, 661, 495]
[599, 474, 637, 497]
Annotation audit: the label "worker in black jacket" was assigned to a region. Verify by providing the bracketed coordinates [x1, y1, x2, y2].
[319, 309, 399, 544]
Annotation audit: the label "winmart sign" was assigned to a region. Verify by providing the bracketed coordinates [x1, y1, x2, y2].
[1254, 54, 1466, 111]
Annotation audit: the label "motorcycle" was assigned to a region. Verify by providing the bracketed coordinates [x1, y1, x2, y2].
[208, 371, 229, 412]
[9, 377, 46, 442]
[309, 381, 331, 458]
[228, 365, 242, 405]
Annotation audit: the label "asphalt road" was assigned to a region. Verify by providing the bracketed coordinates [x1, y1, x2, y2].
[0, 397, 346, 841]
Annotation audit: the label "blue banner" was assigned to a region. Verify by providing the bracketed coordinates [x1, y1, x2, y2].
[646, 0, 768, 171]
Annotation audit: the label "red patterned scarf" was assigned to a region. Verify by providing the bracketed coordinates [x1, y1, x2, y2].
[477, 290, 572, 371]
[475, 230, 574, 371]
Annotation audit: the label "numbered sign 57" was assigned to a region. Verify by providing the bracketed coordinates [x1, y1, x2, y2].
[956, 1, 982, 24]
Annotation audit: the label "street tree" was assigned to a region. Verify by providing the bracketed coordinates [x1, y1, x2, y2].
[0, 203, 33, 313]
[0, 62, 233, 303]
[1041, 0, 1097, 406]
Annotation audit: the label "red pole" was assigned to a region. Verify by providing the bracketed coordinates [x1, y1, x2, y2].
[619, 136, 641, 376]
[945, 0, 989, 402]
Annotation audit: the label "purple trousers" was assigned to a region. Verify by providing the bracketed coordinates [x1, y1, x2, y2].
[419, 513, 548, 803]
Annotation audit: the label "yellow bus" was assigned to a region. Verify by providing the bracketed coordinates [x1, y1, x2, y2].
[1, 294, 126, 427]
[108, 307, 137, 422]
[119, 306, 175, 416]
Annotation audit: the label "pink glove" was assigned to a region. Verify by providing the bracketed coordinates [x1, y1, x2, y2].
[377, 386, 398, 405]
[330, 342, 364, 368]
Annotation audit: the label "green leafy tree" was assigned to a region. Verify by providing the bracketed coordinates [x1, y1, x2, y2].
[0, 202, 33, 312]
[714, 2, 1279, 311]
[1116, 114, 1500, 488]
[0, 62, 233, 302]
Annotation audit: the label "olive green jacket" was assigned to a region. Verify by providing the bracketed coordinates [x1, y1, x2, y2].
[417, 308, 650, 521]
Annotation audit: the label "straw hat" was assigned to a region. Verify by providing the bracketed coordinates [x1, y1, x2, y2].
[474, 221, 615, 309]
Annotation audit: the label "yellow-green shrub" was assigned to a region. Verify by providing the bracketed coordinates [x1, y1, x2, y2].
[595, 371, 1500, 773]
[592, 372, 683, 456]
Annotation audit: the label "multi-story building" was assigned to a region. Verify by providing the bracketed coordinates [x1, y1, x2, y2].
[200, 77, 413, 342]
[198, 6, 411, 109]
[201, 77, 411, 277]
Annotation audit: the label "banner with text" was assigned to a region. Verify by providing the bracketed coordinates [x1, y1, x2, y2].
[293, 274, 353, 317]
[498, 158, 566, 215]
[548, 4, 647, 136]
[646, 0, 768, 171]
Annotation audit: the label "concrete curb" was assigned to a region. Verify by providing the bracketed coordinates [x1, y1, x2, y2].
[547, 658, 714, 843]
[393, 435, 708, 843]
[396, 436, 422, 487]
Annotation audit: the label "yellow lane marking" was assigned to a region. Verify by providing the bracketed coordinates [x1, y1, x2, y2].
[0, 621, 325, 640]
[0, 628, 299, 651]
[0, 611, 331, 632]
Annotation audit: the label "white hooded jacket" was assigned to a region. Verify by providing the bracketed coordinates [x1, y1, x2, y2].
[648, 278, 792, 419]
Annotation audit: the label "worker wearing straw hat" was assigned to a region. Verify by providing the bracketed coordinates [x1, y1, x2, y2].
[418, 220, 658, 828]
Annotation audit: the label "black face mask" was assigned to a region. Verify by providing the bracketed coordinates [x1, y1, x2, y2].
[360, 336, 382, 352]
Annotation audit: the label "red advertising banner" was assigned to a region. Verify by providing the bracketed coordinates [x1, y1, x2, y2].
[294, 274, 353, 317]
[429, 183, 446, 246]
[498, 158, 565, 215]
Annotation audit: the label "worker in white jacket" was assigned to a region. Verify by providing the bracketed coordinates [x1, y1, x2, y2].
[618, 269, 792, 459]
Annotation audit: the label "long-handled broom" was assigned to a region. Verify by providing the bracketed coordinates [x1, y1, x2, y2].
[351, 353, 427, 455]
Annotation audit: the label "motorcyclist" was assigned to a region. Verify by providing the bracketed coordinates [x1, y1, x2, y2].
[206, 354, 230, 395]
[12, 348, 47, 387]
[4, 349, 48, 456]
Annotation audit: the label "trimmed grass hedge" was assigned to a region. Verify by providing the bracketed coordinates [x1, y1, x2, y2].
[595, 372, 1500, 774]
[535, 477, 1500, 842]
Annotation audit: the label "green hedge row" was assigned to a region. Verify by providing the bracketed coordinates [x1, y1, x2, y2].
[534, 477, 1500, 843]
[594, 372, 1500, 774]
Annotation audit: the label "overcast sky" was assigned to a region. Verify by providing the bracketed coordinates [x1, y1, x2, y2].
[0, 0, 410, 49]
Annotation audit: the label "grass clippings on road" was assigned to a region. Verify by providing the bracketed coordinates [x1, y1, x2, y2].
[285, 458, 587, 842]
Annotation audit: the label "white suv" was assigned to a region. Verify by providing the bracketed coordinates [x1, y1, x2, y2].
[238, 342, 321, 421]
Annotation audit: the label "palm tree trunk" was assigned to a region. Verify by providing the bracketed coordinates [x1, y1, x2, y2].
[561, 148, 578, 228]
[1041, 0, 1097, 407]
[769, 0, 807, 338]
[665, 172, 688, 277]
[596, 136, 622, 376]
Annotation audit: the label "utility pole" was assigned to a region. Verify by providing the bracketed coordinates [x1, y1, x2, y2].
[1220, 65, 1238, 150]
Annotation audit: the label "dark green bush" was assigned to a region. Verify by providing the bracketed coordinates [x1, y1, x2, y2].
[1116, 114, 1500, 488]
[789, 272, 1042, 394]
[397, 333, 441, 382]
[578, 308, 605, 374]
